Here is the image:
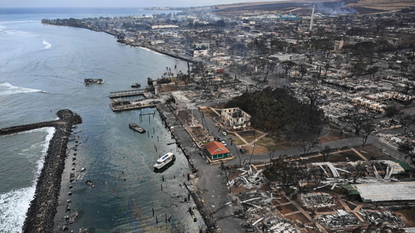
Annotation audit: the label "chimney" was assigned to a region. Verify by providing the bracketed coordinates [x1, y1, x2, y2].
[310, 5, 315, 31]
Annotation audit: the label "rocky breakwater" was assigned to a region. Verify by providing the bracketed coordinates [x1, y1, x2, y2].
[4, 109, 83, 233]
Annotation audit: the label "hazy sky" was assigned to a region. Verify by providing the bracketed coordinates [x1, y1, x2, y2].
[1, 0, 273, 8]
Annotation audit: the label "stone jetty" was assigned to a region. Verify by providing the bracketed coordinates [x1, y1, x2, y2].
[0, 109, 82, 233]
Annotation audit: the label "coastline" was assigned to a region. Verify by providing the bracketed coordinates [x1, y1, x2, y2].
[2, 109, 83, 233]
[41, 22, 194, 63]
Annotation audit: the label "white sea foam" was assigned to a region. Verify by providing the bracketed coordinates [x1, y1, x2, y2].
[42, 40, 51, 50]
[139, 47, 166, 57]
[0, 20, 37, 24]
[0, 186, 36, 232]
[0, 127, 54, 233]
[3, 30, 30, 35]
[0, 82, 45, 96]
[0, 26, 6, 29]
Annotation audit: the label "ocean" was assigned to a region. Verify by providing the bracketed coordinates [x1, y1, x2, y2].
[0, 8, 202, 232]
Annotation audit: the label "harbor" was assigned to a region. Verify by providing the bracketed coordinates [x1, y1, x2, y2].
[0, 13, 199, 233]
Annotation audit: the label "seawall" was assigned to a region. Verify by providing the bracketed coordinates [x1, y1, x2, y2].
[0, 121, 59, 135]
[0, 109, 83, 233]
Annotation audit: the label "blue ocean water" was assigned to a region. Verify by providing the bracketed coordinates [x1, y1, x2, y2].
[0, 8, 202, 232]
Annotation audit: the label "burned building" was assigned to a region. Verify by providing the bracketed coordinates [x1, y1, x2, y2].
[220, 107, 251, 130]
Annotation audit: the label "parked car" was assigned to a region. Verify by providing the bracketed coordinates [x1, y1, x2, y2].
[240, 148, 246, 154]
[223, 131, 227, 136]
[221, 141, 227, 146]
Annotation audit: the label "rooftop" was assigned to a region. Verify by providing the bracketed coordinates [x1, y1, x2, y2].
[204, 141, 230, 156]
[352, 182, 415, 202]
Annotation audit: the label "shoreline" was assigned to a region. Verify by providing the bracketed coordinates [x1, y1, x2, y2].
[2, 109, 83, 233]
[41, 22, 194, 64]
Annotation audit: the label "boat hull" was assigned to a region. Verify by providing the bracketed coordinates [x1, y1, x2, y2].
[129, 123, 146, 133]
[153, 154, 176, 170]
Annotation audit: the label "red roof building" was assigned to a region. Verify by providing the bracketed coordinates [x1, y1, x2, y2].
[204, 141, 230, 160]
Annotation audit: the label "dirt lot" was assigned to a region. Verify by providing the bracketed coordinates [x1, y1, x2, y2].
[395, 208, 415, 227]
[319, 122, 355, 143]
[278, 203, 298, 214]
[242, 144, 269, 154]
[256, 135, 293, 151]
[284, 213, 311, 224]
[355, 145, 389, 160]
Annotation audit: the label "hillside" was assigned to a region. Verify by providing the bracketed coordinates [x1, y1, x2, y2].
[203, 0, 415, 15]
[349, 0, 415, 11]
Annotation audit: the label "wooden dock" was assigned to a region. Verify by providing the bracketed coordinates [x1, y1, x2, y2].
[109, 103, 156, 112]
[109, 89, 152, 99]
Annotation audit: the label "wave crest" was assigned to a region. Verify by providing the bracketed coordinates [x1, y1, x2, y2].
[0, 82, 46, 96]
[0, 186, 36, 232]
[0, 127, 55, 233]
[42, 40, 51, 49]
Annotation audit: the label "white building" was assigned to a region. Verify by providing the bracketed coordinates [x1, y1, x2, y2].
[220, 107, 251, 130]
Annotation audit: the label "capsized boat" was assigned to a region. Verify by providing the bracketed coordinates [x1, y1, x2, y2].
[153, 152, 175, 170]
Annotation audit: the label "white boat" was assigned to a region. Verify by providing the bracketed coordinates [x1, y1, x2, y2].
[153, 152, 175, 170]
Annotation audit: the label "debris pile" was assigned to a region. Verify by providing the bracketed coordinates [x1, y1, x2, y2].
[301, 193, 336, 209]
[228, 166, 265, 189]
[319, 210, 360, 229]
[236, 190, 300, 233]
[266, 219, 300, 233]
[358, 210, 403, 225]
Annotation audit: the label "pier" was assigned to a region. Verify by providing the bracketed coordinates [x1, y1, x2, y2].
[109, 103, 157, 112]
[109, 89, 152, 99]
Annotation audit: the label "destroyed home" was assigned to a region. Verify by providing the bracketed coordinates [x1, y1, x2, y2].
[220, 107, 251, 130]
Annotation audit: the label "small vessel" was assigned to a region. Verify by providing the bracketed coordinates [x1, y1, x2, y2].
[129, 123, 146, 133]
[131, 83, 141, 88]
[84, 78, 104, 85]
[153, 152, 176, 170]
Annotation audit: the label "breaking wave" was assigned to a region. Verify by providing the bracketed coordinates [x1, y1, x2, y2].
[42, 40, 51, 49]
[0, 127, 55, 233]
[139, 47, 166, 57]
[0, 82, 46, 96]
[0, 186, 36, 232]
[0, 20, 37, 24]
[3, 30, 30, 35]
